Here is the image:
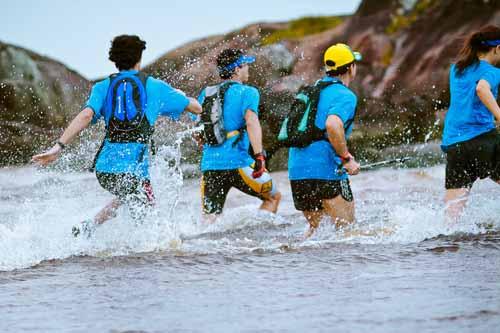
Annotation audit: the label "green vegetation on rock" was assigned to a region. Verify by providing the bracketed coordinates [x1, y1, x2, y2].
[262, 16, 344, 45]
[386, 0, 437, 35]
[381, 44, 394, 67]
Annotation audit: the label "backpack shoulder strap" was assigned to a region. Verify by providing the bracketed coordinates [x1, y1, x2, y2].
[316, 79, 342, 90]
[317, 80, 355, 131]
[218, 81, 237, 99]
[218, 81, 238, 115]
[136, 71, 149, 85]
[133, 71, 148, 111]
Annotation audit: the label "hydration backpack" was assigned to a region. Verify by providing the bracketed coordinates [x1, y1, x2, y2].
[89, 72, 153, 172]
[104, 72, 153, 143]
[200, 82, 237, 146]
[277, 80, 341, 148]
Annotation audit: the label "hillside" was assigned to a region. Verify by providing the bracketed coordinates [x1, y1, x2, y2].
[144, 0, 500, 164]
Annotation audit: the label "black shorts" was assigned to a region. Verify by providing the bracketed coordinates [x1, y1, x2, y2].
[202, 167, 276, 214]
[445, 130, 500, 189]
[290, 179, 353, 212]
[96, 172, 155, 205]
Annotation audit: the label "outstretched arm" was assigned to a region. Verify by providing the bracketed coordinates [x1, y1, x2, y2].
[185, 97, 202, 115]
[477, 79, 500, 121]
[32, 107, 94, 166]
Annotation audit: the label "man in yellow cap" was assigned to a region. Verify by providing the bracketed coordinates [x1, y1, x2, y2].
[287, 43, 362, 237]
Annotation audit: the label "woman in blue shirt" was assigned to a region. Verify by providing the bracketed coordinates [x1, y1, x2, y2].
[442, 25, 500, 221]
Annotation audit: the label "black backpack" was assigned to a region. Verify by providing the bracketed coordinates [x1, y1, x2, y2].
[200, 82, 237, 146]
[277, 80, 341, 148]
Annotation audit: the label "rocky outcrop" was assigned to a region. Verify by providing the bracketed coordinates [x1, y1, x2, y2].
[1, 0, 499, 168]
[0, 41, 90, 164]
[143, 0, 500, 166]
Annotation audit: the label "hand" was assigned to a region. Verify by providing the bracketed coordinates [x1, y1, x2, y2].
[32, 144, 62, 166]
[252, 152, 266, 178]
[343, 158, 360, 175]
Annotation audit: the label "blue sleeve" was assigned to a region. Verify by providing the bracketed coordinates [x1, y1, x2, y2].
[189, 89, 206, 122]
[197, 88, 206, 105]
[85, 80, 108, 124]
[480, 68, 500, 91]
[241, 86, 260, 117]
[327, 91, 357, 124]
[157, 81, 190, 121]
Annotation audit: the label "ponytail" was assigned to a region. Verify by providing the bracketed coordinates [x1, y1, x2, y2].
[455, 25, 500, 75]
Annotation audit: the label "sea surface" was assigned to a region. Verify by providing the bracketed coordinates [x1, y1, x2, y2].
[1, 152, 499, 332]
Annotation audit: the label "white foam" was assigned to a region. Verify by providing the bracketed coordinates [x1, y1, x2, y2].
[1, 155, 499, 271]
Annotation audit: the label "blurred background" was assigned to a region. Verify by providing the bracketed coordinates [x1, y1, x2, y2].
[1, 0, 499, 169]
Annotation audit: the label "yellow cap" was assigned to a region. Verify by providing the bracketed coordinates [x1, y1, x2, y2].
[323, 43, 362, 71]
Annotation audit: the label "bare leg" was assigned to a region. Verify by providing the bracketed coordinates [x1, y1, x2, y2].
[303, 210, 323, 238]
[72, 198, 122, 238]
[260, 191, 281, 213]
[322, 196, 355, 229]
[94, 198, 122, 225]
[444, 188, 470, 224]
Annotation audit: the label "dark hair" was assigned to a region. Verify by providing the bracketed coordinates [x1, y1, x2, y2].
[455, 25, 500, 74]
[217, 48, 244, 79]
[109, 35, 146, 71]
[326, 62, 354, 77]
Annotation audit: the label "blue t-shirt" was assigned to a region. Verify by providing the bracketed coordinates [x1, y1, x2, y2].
[86, 70, 190, 179]
[442, 60, 500, 148]
[198, 81, 259, 171]
[288, 76, 357, 181]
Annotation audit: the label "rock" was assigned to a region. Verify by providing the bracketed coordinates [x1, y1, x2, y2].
[0, 41, 89, 164]
[1, 0, 499, 169]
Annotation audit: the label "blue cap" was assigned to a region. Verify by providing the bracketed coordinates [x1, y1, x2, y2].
[482, 39, 500, 47]
[220, 55, 256, 72]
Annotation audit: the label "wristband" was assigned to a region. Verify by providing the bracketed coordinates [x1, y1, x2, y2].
[254, 150, 267, 159]
[56, 141, 66, 150]
[254, 152, 265, 160]
[340, 152, 353, 164]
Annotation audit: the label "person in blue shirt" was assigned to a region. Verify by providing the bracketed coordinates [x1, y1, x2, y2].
[441, 25, 500, 222]
[197, 48, 281, 221]
[32, 35, 202, 237]
[288, 43, 362, 238]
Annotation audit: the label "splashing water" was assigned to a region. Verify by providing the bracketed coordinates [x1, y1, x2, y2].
[2, 145, 500, 332]
[0, 141, 499, 272]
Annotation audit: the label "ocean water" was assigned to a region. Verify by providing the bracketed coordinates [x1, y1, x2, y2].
[1, 148, 499, 332]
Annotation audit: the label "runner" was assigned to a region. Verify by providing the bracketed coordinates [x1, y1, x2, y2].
[287, 43, 362, 238]
[197, 48, 281, 222]
[442, 25, 500, 222]
[32, 35, 202, 237]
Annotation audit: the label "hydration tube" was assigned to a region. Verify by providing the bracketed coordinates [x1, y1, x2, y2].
[360, 157, 413, 170]
[336, 156, 413, 175]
